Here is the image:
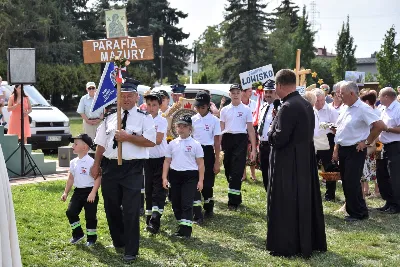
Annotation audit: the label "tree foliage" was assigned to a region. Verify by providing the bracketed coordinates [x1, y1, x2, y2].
[267, 0, 299, 32]
[376, 26, 400, 88]
[125, 0, 191, 83]
[332, 16, 357, 82]
[218, 0, 270, 83]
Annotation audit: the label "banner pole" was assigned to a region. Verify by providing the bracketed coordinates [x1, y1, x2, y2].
[117, 80, 122, 165]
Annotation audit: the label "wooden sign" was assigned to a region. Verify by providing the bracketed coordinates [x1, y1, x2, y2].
[82, 36, 154, 64]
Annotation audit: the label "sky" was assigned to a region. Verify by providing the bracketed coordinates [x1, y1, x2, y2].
[166, 0, 400, 58]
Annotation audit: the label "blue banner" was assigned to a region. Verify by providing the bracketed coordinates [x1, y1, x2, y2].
[91, 62, 117, 113]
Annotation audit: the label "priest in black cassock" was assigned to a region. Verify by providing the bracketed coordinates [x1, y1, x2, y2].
[266, 69, 327, 258]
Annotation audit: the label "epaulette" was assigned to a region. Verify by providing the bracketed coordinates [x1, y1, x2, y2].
[137, 109, 149, 115]
[103, 109, 117, 120]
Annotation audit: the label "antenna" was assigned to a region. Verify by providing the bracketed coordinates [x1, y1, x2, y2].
[309, 0, 321, 40]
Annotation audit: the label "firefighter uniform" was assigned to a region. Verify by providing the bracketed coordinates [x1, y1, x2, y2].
[94, 80, 156, 260]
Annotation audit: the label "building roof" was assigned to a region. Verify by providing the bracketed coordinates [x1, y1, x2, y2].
[356, 58, 377, 64]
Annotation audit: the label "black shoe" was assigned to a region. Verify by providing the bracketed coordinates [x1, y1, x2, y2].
[384, 206, 400, 214]
[146, 225, 159, 234]
[86, 241, 96, 247]
[376, 203, 391, 212]
[228, 205, 238, 211]
[123, 255, 138, 262]
[324, 196, 335, 202]
[140, 208, 145, 216]
[69, 235, 84, 244]
[193, 217, 204, 225]
[204, 211, 214, 219]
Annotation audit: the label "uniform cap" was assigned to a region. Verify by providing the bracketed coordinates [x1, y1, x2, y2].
[263, 79, 275, 90]
[121, 78, 141, 92]
[144, 91, 162, 104]
[171, 84, 186, 93]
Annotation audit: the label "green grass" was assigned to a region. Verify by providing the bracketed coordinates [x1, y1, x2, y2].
[12, 173, 400, 267]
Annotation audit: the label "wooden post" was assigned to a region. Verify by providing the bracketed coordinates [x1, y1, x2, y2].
[296, 49, 301, 86]
[117, 81, 122, 165]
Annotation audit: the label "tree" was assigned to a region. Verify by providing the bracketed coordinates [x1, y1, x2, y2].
[218, 0, 270, 83]
[376, 26, 400, 88]
[310, 57, 334, 87]
[268, 15, 294, 70]
[332, 16, 357, 82]
[292, 6, 315, 69]
[125, 0, 190, 83]
[267, 0, 299, 32]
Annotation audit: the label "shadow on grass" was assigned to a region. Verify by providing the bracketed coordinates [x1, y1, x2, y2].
[308, 250, 363, 267]
[34, 181, 65, 193]
[80, 242, 159, 267]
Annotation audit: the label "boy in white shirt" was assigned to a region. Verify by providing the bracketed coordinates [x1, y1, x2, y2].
[143, 91, 168, 234]
[61, 134, 101, 246]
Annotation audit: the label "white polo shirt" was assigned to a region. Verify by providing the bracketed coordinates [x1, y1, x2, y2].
[166, 136, 204, 171]
[380, 100, 400, 144]
[70, 154, 95, 188]
[317, 102, 339, 136]
[335, 99, 380, 146]
[149, 114, 168, 158]
[258, 103, 273, 141]
[95, 107, 156, 160]
[242, 99, 257, 114]
[191, 113, 221, 146]
[77, 94, 103, 119]
[220, 103, 253, 134]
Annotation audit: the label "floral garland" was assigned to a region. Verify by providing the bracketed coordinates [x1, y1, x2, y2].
[111, 56, 130, 83]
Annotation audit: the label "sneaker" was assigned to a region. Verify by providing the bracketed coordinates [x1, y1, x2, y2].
[228, 205, 238, 211]
[86, 241, 96, 247]
[146, 224, 159, 234]
[69, 235, 84, 244]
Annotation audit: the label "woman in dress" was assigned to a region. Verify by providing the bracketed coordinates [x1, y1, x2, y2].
[360, 89, 381, 198]
[7, 85, 31, 144]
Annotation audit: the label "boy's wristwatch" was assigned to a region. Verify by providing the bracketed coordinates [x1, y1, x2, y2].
[364, 140, 371, 146]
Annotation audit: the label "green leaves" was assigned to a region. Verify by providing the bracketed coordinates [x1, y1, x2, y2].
[376, 26, 400, 88]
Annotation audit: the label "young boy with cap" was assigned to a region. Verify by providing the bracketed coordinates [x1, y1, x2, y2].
[162, 115, 204, 238]
[220, 84, 256, 211]
[143, 91, 168, 234]
[61, 134, 100, 246]
[191, 91, 221, 222]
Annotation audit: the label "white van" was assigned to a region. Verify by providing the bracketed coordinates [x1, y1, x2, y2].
[1, 82, 71, 153]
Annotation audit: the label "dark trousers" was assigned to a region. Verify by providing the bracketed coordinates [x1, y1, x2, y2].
[169, 169, 198, 237]
[377, 142, 400, 209]
[101, 158, 143, 256]
[194, 145, 216, 218]
[141, 169, 145, 210]
[259, 141, 270, 193]
[66, 187, 99, 242]
[221, 133, 247, 206]
[339, 145, 368, 219]
[144, 157, 167, 230]
[316, 149, 336, 200]
[325, 133, 337, 199]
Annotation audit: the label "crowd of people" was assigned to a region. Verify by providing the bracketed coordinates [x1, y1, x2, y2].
[59, 69, 400, 262]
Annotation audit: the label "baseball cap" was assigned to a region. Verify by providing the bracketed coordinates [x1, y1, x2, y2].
[69, 133, 94, 149]
[194, 91, 211, 106]
[158, 89, 170, 99]
[86, 82, 96, 89]
[176, 115, 192, 125]
[121, 78, 141, 93]
[144, 91, 162, 104]
[229, 83, 242, 91]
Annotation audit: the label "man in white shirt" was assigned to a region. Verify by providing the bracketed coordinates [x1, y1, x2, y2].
[91, 78, 156, 262]
[220, 84, 256, 210]
[314, 89, 339, 201]
[377, 87, 400, 214]
[257, 79, 277, 192]
[77, 82, 104, 139]
[333, 81, 385, 222]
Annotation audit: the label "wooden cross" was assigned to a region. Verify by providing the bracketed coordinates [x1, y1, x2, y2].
[294, 49, 311, 86]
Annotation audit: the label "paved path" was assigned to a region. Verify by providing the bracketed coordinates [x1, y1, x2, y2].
[9, 164, 69, 186]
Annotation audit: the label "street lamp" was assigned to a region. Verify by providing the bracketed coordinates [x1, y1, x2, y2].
[159, 36, 164, 85]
